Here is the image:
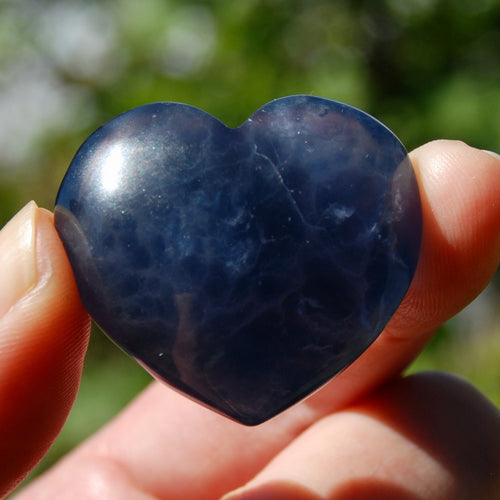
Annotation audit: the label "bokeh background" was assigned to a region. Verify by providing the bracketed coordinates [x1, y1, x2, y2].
[1, 0, 499, 490]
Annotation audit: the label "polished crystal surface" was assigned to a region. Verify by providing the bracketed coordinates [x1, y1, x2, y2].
[55, 96, 422, 425]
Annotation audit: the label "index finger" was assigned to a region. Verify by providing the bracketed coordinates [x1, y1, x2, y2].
[12, 140, 500, 500]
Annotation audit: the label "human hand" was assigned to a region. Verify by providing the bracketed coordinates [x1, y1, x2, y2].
[1, 140, 500, 499]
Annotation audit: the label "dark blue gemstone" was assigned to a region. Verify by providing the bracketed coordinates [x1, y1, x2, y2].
[54, 96, 422, 425]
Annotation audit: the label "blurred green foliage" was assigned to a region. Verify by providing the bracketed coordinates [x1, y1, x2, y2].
[1, 0, 499, 490]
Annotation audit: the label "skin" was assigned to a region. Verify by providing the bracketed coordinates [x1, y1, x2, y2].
[0, 140, 499, 500]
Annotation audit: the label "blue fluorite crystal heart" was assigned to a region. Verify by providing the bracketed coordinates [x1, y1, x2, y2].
[55, 96, 422, 425]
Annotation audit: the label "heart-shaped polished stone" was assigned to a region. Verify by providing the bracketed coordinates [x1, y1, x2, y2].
[54, 96, 422, 425]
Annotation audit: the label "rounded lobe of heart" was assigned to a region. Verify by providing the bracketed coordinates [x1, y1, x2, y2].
[54, 96, 422, 425]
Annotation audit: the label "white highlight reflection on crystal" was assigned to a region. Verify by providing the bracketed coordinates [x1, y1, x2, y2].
[100, 144, 127, 193]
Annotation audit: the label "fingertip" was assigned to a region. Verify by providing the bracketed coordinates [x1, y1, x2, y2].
[0, 203, 91, 496]
[390, 140, 500, 336]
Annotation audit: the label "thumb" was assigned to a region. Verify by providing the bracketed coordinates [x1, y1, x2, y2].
[0, 202, 91, 497]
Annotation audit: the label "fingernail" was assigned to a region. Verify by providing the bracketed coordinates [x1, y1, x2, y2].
[0, 201, 38, 317]
[482, 149, 500, 162]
